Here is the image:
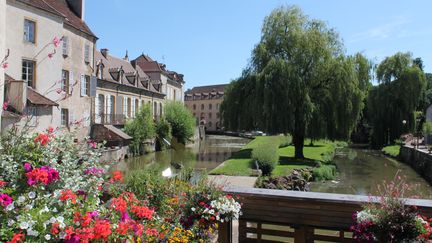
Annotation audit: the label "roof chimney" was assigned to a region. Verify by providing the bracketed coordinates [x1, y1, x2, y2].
[124, 50, 129, 61]
[66, 0, 85, 20]
[101, 48, 109, 58]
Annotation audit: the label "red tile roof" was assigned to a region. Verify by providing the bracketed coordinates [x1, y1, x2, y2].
[186, 84, 228, 94]
[27, 87, 58, 106]
[16, 0, 95, 37]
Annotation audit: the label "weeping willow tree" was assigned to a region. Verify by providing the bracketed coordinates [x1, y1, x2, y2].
[221, 6, 367, 158]
[368, 52, 426, 148]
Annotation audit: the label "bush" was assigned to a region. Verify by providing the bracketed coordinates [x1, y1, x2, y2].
[252, 143, 279, 176]
[124, 104, 156, 155]
[312, 163, 336, 181]
[155, 118, 172, 151]
[277, 135, 292, 148]
[164, 102, 196, 144]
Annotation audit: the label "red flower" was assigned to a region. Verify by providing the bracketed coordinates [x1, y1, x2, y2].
[51, 223, 60, 235]
[7, 232, 25, 243]
[116, 222, 130, 235]
[111, 197, 127, 213]
[110, 171, 123, 182]
[25, 167, 58, 186]
[131, 205, 154, 220]
[34, 133, 49, 146]
[146, 228, 158, 236]
[93, 220, 111, 240]
[0, 180, 7, 187]
[60, 189, 77, 204]
[199, 201, 206, 206]
[47, 127, 55, 134]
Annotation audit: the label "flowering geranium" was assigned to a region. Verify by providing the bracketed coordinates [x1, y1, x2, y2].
[25, 166, 59, 186]
[34, 133, 49, 146]
[0, 193, 13, 207]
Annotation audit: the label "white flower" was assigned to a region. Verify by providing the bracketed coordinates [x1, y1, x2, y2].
[57, 216, 64, 223]
[49, 217, 57, 223]
[24, 204, 33, 210]
[356, 210, 377, 223]
[45, 234, 51, 240]
[6, 202, 15, 211]
[28, 191, 36, 199]
[18, 196, 25, 203]
[7, 219, 15, 226]
[19, 221, 29, 229]
[52, 207, 58, 213]
[27, 228, 39, 237]
[191, 207, 196, 212]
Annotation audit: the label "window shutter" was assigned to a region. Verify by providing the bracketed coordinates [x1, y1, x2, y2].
[90, 76, 97, 97]
[116, 95, 123, 115]
[69, 71, 74, 95]
[62, 36, 69, 56]
[80, 75, 85, 96]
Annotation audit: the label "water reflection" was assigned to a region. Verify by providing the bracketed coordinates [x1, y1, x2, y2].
[311, 148, 432, 199]
[122, 135, 250, 173]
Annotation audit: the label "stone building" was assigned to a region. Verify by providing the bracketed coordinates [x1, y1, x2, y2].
[1, 0, 97, 137]
[184, 84, 227, 131]
[132, 54, 185, 107]
[93, 49, 165, 127]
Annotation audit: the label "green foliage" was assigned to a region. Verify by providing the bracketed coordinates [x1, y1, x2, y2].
[382, 145, 401, 157]
[312, 164, 336, 181]
[164, 101, 196, 144]
[221, 6, 366, 158]
[423, 121, 432, 136]
[155, 118, 172, 151]
[368, 52, 426, 148]
[251, 143, 279, 176]
[124, 104, 156, 155]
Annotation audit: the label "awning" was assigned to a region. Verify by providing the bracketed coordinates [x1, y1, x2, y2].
[27, 87, 58, 106]
[104, 125, 132, 140]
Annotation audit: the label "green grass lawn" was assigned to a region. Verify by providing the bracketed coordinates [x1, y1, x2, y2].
[210, 137, 339, 177]
[382, 145, 400, 157]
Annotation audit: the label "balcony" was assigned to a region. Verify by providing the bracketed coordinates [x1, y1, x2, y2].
[218, 187, 432, 243]
[93, 113, 126, 125]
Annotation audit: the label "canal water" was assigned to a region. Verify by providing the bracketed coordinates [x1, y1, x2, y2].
[311, 148, 432, 199]
[121, 135, 432, 198]
[121, 135, 250, 173]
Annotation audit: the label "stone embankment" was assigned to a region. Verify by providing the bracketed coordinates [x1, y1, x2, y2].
[399, 145, 432, 184]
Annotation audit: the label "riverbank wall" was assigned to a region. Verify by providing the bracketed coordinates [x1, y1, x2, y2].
[399, 146, 432, 184]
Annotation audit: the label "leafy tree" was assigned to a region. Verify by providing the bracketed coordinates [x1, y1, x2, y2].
[164, 101, 196, 144]
[124, 104, 155, 155]
[155, 118, 172, 151]
[221, 6, 366, 158]
[368, 52, 426, 148]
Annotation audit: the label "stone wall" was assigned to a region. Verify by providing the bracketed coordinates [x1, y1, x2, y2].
[399, 146, 432, 184]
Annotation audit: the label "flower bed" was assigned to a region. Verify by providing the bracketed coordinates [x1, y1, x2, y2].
[351, 173, 432, 242]
[0, 127, 241, 242]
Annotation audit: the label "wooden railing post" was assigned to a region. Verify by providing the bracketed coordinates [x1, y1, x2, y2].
[218, 221, 232, 243]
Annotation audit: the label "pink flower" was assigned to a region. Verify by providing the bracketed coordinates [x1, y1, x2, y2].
[23, 162, 32, 172]
[53, 36, 61, 47]
[87, 140, 97, 149]
[0, 193, 13, 207]
[3, 100, 10, 111]
[48, 53, 53, 59]
[1, 62, 8, 69]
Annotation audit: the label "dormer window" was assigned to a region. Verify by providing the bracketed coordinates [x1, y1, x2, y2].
[140, 78, 149, 89]
[125, 72, 136, 85]
[97, 62, 104, 79]
[109, 68, 120, 81]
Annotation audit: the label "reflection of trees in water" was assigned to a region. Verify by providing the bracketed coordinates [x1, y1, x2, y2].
[347, 149, 357, 161]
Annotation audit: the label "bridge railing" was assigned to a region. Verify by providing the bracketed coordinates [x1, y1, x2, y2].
[218, 187, 432, 243]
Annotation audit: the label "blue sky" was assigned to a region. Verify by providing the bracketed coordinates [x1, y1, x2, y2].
[86, 1, 432, 89]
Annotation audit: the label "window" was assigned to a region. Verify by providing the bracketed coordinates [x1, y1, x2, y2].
[84, 44, 90, 63]
[131, 98, 136, 118]
[27, 106, 38, 126]
[209, 113, 212, 119]
[208, 121, 212, 128]
[201, 104, 204, 110]
[216, 112, 220, 119]
[127, 98, 132, 118]
[159, 103, 163, 116]
[209, 104, 212, 110]
[24, 19, 35, 43]
[216, 103, 220, 110]
[22, 59, 35, 88]
[61, 70, 69, 93]
[62, 36, 69, 56]
[98, 64, 104, 79]
[193, 104, 196, 110]
[123, 97, 129, 118]
[81, 75, 90, 96]
[61, 109, 69, 127]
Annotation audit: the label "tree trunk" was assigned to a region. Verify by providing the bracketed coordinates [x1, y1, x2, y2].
[293, 119, 305, 158]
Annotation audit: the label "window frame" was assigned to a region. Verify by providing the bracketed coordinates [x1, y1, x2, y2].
[61, 70, 69, 94]
[23, 18, 36, 44]
[61, 108, 69, 128]
[22, 59, 36, 88]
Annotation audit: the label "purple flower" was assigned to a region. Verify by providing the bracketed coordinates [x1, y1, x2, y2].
[23, 162, 32, 172]
[121, 212, 130, 222]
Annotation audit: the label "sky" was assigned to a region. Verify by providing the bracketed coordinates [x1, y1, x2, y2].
[86, 1, 432, 90]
